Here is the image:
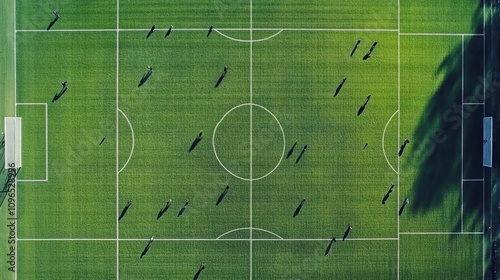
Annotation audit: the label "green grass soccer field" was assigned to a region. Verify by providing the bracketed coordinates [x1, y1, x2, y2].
[0, 0, 492, 279]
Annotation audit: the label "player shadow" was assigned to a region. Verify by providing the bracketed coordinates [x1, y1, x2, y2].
[146, 25, 155, 39]
[286, 142, 297, 159]
[178, 206, 187, 217]
[157, 204, 171, 220]
[214, 73, 226, 88]
[46, 17, 59, 31]
[52, 87, 68, 103]
[138, 71, 153, 87]
[406, 0, 488, 233]
[189, 132, 203, 152]
[295, 145, 308, 164]
[118, 202, 132, 221]
[324, 237, 336, 256]
[292, 199, 305, 217]
[140, 241, 153, 259]
[216, 185, 229, 206]
[193, 269, 203, 280]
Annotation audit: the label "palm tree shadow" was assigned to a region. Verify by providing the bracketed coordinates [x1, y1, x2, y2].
[407, 1, 488, 218]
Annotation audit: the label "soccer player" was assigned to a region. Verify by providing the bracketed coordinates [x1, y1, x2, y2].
[363, 143, 368, 149]
[398, 139, 410, 157]
[47, 11, 60, 30]
[399, 197, 409, 216]
[342, 224, 352, 241]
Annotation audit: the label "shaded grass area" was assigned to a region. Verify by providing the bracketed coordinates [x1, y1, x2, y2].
[401, 1, 487, 233]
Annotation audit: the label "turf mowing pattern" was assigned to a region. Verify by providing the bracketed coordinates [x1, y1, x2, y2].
[0, 0, 488, 279]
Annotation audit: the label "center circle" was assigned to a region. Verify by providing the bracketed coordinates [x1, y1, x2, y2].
[212, 103, 286, 181]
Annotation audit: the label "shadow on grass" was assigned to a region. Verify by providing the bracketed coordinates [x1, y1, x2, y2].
[407, 1, 488, 234]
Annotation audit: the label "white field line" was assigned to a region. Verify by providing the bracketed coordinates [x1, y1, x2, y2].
[399, 232, 483, 235]
[117, 109, 135, 174]
[16, 179, 47, 182]
[400, 33, 484, 36]
[214, 29, 283, 43]
[249, 0, 253, 278]
[461, 34, 464, 233]
[116, 0, 120, 278]
[382, 110, 399, 174]
[397, 0, 401, 278]
[483, 2, 486, 278]
[17, 237, 398, 241]
[16, 28, 399, 33]
[216, 227, 284, 240]
[14, 0, 18, 278]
